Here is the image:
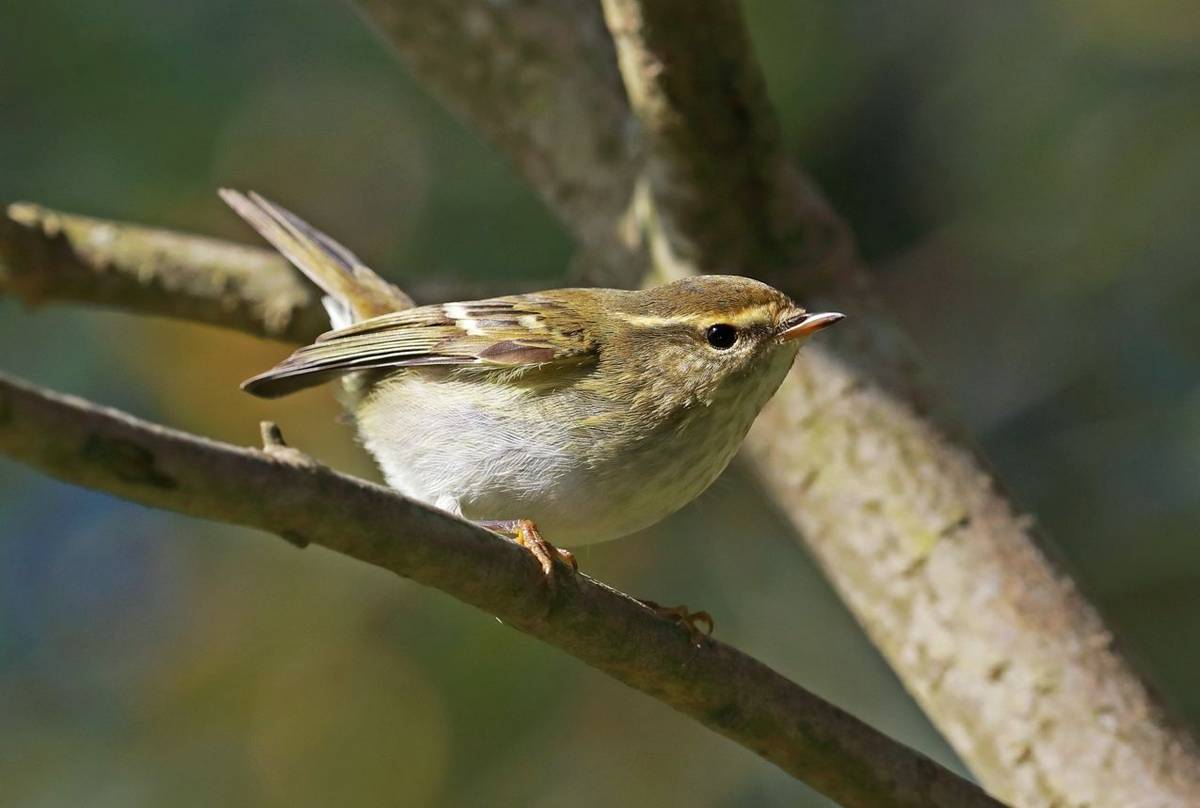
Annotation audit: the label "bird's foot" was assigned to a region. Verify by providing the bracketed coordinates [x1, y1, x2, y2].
[478, 518, 577, 582]
[258, 421, 315, 467]
[641, 599, 714, 645]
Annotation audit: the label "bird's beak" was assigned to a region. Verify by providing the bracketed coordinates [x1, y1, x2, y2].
[778, 310, 845, 342]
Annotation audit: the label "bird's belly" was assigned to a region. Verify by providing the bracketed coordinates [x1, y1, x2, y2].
[466, 413, 742, 546]
[353, 375, 752, 547]
[557, 420, 743, 544]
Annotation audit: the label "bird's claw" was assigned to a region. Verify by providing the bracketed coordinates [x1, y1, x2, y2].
[479, 518, 576, 584]
[642, 600, 715, 644]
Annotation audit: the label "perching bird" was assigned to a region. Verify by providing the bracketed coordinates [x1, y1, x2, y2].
[222, 190, 842, 628]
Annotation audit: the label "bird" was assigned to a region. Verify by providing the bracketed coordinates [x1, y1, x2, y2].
[221, 190, 842, 632]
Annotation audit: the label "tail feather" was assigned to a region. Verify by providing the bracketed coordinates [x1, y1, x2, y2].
[219, 189, 412, 326]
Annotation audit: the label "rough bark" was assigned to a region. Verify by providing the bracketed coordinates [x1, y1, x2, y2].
[0, 371, 999, 808]
[0, 202, 327, 342]
[0, 203, 540, 335]
[595, 2, 1200, 805]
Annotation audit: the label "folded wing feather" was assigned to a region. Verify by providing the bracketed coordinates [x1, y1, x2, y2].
[241, 297, 596, 398]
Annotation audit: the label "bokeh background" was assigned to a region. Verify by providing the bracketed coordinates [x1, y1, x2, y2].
[3, 1, 1199, 805]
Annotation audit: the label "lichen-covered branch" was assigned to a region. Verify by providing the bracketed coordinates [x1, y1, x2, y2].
[0, 202, 328, 342]
[0, 370, 999, 808]
[748, 343, 1200, 806]
[0, 203, 543, 336]
[596, 2, 1200, 805]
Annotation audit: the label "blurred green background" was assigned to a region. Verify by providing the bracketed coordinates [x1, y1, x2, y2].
[2, 1, 1199, 805]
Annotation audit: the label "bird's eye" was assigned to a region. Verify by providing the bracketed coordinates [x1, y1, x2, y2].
[705, 323, 739, 349]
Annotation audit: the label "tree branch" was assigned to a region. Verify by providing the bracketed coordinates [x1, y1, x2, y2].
[0, 370, 999, 808]
[0, 203, 542, 335]
[596, 2, 1200, 805]
[352, 0, 643, 283]
[602, 0, 843, 284]
[0, 202, 327, 342]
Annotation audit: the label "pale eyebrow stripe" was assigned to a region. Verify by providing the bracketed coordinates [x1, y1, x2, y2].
[610, 306, 774, 329]
[610, 313, 696, 327]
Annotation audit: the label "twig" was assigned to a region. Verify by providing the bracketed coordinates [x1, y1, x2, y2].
[0, 370, 1000, 808]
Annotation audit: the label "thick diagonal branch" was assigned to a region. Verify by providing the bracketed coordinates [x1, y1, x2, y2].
[596, 2, 1200, 806]
[0, 371, 999, 808]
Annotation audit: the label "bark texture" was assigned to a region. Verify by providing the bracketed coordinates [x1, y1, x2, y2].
[360, 0, 1200, 804]
[596, 3, 1200, 805]
[0, 202, 326, 342]
[0, 203, 537, 335]
[0, 371, 999, 808]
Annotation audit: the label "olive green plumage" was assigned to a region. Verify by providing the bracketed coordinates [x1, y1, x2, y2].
[222, 190, 841, 547]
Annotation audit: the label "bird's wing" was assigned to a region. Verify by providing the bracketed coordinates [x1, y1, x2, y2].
[242, 294, 597, 398]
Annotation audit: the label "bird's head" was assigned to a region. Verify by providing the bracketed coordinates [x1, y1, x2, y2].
[595, 275, 843, 414]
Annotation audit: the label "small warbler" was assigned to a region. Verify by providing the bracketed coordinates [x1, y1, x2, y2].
[222, 190, 841, 613]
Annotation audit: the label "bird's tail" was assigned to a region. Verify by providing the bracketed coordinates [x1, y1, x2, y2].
[219, 189, 412, 329]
